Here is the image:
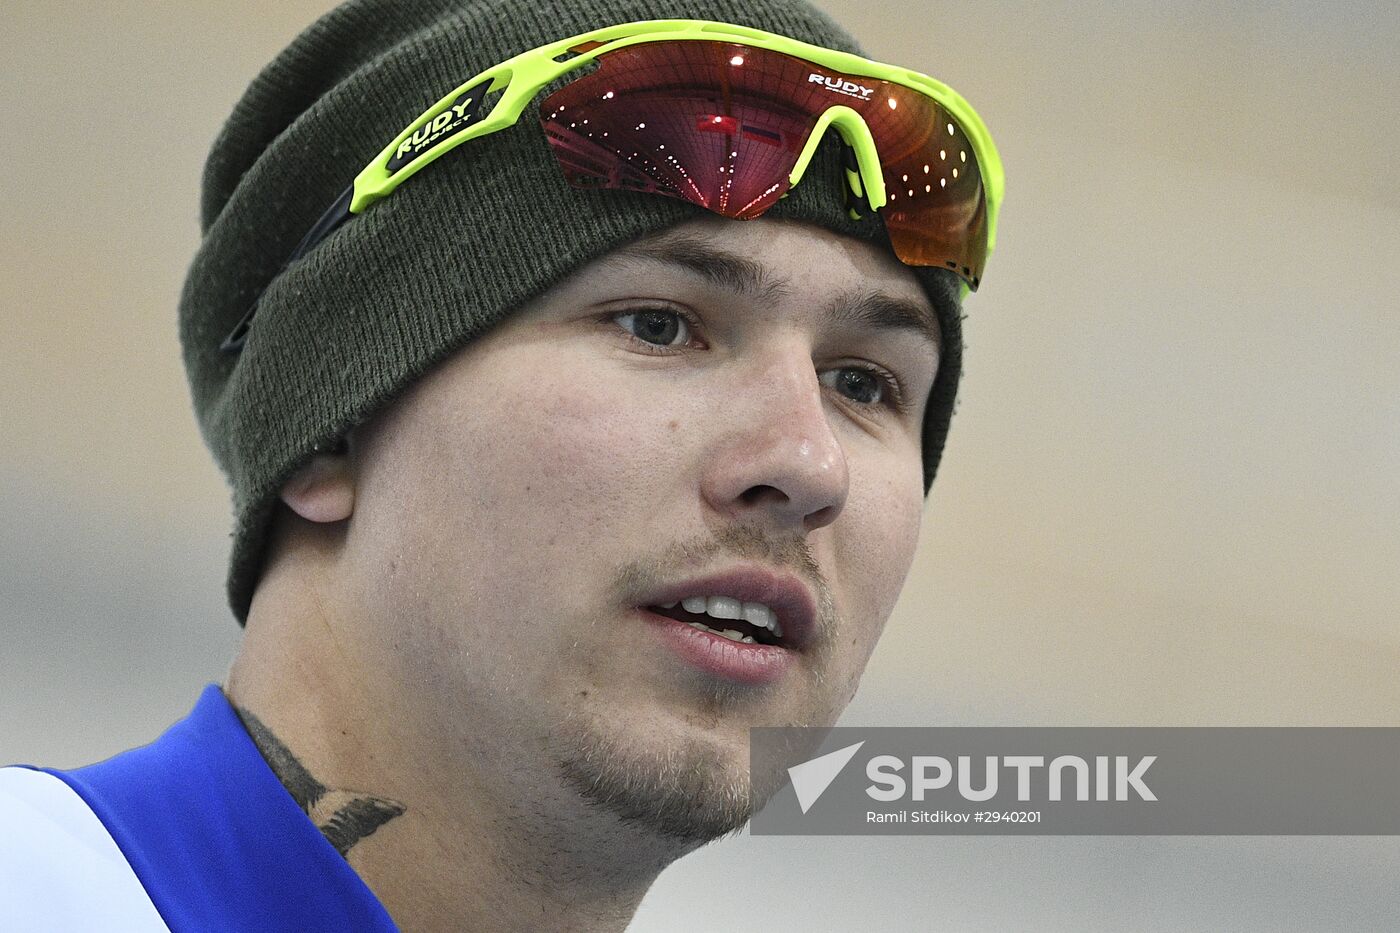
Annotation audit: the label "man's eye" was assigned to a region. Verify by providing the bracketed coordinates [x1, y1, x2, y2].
[615, 309, 691, 348]
[819, 366, 898, 409]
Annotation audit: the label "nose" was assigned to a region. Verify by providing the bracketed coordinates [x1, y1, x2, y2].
[699, 344, 850, 533]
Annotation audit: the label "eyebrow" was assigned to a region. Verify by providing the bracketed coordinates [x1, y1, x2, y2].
[616, 233, 791, 304]
[615, 234, 942, 353]
[825, 288, 942, 355]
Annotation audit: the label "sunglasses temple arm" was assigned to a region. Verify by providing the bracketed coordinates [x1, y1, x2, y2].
[220, 185, 357, 353]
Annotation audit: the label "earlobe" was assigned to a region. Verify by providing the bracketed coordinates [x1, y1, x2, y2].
[279, 453, 355, 524]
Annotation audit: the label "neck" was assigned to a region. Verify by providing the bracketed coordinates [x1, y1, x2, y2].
[227, 557, 695, 931]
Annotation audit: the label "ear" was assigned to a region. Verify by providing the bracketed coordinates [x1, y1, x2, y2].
[279, 451, 355, 524]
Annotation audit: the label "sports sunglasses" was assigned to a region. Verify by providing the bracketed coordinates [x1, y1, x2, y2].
[222, 19, 1004, 352]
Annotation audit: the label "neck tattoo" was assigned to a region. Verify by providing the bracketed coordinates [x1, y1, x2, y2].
[232, 703, 406, 857]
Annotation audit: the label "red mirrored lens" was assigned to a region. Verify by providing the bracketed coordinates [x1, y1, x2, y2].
[541, 40, 820, 218]
[871, 88, 988, 286]
[539, 39, 988, 285]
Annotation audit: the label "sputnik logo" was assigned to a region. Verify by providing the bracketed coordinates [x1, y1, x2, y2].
[787, 740, 865, 813]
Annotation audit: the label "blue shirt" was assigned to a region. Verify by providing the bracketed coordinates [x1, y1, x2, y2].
[1, 684, 398, 931]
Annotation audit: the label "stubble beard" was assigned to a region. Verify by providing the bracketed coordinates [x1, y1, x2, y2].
[549, 523, 836, 845]
[554, 709, 757, 846]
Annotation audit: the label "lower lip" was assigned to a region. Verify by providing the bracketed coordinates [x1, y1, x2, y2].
[636, 608, 796, 685]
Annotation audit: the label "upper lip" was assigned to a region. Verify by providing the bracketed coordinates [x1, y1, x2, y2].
[638, 564, 819, 651]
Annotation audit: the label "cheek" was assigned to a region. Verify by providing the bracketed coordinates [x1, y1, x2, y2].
[355, 345, 695, 617]
[831, 448, 925, 658]
[804, 454, 922, 720]
[490, 354, 694, 536]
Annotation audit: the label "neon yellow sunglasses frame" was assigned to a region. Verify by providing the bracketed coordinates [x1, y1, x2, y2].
[222, 19, 1004, 352]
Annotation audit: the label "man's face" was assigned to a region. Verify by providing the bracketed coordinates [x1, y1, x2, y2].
[334, 215, 941, 844]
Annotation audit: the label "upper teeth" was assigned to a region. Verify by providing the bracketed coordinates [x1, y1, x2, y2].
[662, 595, 783, 638]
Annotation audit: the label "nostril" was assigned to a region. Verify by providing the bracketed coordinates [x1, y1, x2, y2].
[740, 484, 788, 506]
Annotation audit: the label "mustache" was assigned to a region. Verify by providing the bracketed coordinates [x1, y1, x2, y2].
[609, 523, 838, 645]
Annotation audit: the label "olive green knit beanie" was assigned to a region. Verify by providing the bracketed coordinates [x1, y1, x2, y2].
[179, 0, 965, 623]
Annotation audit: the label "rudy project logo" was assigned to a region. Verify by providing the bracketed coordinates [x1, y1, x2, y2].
[807, 72, 876, 101]
[387, 85, 493, 173]
[786, 742, 1158, 814]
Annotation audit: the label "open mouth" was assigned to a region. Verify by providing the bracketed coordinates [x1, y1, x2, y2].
[646, 599, 787, 648]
